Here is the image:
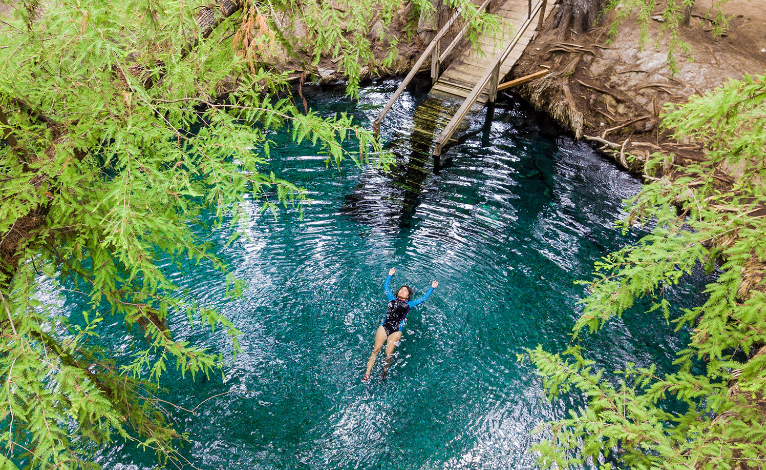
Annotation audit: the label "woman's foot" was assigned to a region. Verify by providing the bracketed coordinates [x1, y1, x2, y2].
[361, 373, 370, 383]
[379, 369, 388, 380]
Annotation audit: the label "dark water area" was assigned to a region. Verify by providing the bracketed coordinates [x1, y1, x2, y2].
[79, 79, 709, 469]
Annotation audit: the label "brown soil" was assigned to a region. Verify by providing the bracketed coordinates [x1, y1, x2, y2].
[510, 0, 766, 174]
[509, 1, 766, 299]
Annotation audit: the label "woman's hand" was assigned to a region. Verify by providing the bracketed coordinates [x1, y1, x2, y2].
[389, 268, 396, 276]
[432, 280, 439, 288]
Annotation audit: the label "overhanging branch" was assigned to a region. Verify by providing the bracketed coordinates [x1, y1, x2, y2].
[181, 0, 244, 60]
[1, 0, 245, 283]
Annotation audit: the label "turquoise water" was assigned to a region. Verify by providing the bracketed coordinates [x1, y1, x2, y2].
[86, 80, 708, 469]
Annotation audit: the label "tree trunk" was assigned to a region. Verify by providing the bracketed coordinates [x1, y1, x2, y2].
[681, 1, 694, 26]
[181, 0, 243, 59]
[548, 0, 606, 37]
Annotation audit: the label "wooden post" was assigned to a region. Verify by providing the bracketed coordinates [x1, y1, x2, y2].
[431, 40, 440, 85]
[488, 64, 500, 103]
[482, 103, 496, 147]
[528, 0, 531, 18]
[536, 0, 547, 31]
[681, 0, 694, 25]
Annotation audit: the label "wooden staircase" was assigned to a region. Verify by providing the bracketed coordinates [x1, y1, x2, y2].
[372, 0, 552, 156]
[430, 0, 549, 103]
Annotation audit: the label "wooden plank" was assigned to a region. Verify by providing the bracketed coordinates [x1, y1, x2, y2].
[438, 79, 475, 91]
[431, 82, 489, 100]
[467, 51, 501, 61]
[445, 67, 491, 77]
[497, 70, 548, 91]
[432, 81, 467, 91]
[471, 33, 532, 54]
[492, 12, 531, 23]
[477, 37, 514, 47]
[492, 12, 529, 22]
[452, 58, 496, 68]
[442, 68, 491, 81]
[437, 76, 470, 84]
[447, 62, 517, 82]
[431, 83, 469, 96]
[493, 8, 529, 16]
[442, 70, 484, 82]
[445, 69, 492, 82]
[475, 32, 533, 52]
[493, 6, 531, 15]
[438, 77, 474, 89]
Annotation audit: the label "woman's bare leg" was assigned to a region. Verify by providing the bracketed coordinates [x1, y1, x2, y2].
[381, 331, 402, 378]
[364, 326, 388, 379]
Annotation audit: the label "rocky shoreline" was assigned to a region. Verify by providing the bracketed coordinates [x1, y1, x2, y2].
[286, 0, 765, 179]
[510, 0, 766, 177]
[508, 0, 766, 297]
[509, 0, 766, 426]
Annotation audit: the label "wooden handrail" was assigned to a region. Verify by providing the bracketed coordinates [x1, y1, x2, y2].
[433, 0, 545, 156]
[438, 0, 492, 63]
[372, 1, 488, 136]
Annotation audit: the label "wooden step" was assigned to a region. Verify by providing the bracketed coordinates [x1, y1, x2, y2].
[441, 70, 484, 82]
[431, 83, 470, 98]
[430, 86, 489, 102]
[440, 68, 478, 80]
[441, 61, 515, 80]
[438, 79, 480, 92]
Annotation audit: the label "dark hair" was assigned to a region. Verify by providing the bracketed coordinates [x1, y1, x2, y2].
[397, 285, 413, 300]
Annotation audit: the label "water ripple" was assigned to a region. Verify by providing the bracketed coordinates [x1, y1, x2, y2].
[81, 80, 714, 470]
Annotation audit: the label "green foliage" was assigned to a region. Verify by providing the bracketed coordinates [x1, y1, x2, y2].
[0, 0, 390, 468]
[603, 0, 729, 73]
[244, 0, 498, 96]
[529, 74, 766, 467]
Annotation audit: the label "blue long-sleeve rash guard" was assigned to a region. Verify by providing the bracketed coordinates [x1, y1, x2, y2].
[384, 275, 434, 306]
[382, 275, 434, 334]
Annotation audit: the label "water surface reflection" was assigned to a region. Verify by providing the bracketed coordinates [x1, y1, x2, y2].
[94, 80, 707, 469]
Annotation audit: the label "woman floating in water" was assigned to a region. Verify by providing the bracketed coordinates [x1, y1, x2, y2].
[362, 268, 438, 382]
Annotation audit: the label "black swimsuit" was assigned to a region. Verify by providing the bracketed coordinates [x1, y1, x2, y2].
[382, 299, 410, 336]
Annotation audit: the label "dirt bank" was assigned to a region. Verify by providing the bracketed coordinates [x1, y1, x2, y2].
[509, 0, 766, 175]
[510, 1, 766, 439]
[508, 0, 766, 297]
[263, 0, 456, 85]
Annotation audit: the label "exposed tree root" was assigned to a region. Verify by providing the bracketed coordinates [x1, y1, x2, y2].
[582, 134, 620, 148]
[575, 79, 626, 102]
[602, 115, 652, 138]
